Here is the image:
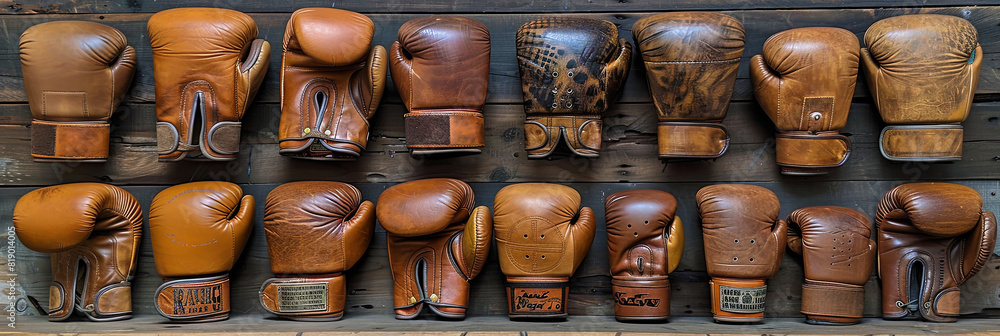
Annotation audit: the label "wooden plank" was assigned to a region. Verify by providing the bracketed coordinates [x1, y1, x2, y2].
[0, 7, 998, 104]
[8, 181, 1000, 320]
[0, 0, 989, 14]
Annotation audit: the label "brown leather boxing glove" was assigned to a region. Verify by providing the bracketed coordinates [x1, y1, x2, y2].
[862, 14, 981, 161]
[494, 183, 596, 319]
[278, 8, 387, 160]
[606, 189, 684, 322]
[786, 206, 875, 325]
[377, 178, 492, 319]
[13, 183, 142, 321]
[876, 183, 996, 322]
[20, 21, 136, 162]
[259, 181, 375, 321]
[149, 8, 270, 161]
[632, 12, 744, 159]
[391, 16, 491, 155]
[751, 27, 859, 175]
[516, 18, 631, 158]
[696, 184, 786, 323]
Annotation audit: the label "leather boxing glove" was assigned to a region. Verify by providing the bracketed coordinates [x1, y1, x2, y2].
[20, 21, 136, 162]
[149, 8, 270, 161]
[13, 183, 141, 321]
[376, 178, 492, 319]
[606, 189, 684, 321]
[876, 182, 996, 322]
[516, 18, 632, 158]
[786, 206, 875, 325]
[260, 181, 375, 321]
[751, 27, 859, 175]
[149, 182, 254, 322]
[861, 14, 981, 161]
[632, 12, 744, 159]
[696, 184, 786, 323]
[278, 8, 387, 160]
[390, 16, 491, 155]
[494, 183, 596, 319]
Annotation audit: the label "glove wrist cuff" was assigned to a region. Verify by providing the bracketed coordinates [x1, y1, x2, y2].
[880, 124, 963, 161]
[657, 122, 729, 159]
[504, 276, 569, 319]
[709, 277, 767, 323]
[611, 276, 670, 321]
[524, 116, 602, 158]
[775, 131, 850, 175]
[405, 109, 484, 154]
[155, 274, 231, 322]
[800, 280, 864, 324]
[31, 120, 110, 161]
[259, 274, 346, 321]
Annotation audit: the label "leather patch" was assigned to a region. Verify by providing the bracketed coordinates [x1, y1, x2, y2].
[95, 285, 131, 316]
[611, 277, 670, 320]
[801, 97, 834, 131]
[657, 122, 729, 158]
[41, 91, 87, 119]
[506, 279, 568, 317]
[880, 125, 963, 161]
[718, 284, 766, 313]
[155, 275, 230, 321]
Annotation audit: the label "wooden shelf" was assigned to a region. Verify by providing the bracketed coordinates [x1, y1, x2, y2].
[11, 315, 1000, 335]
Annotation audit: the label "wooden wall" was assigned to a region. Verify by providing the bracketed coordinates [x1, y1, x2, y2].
[1, 0, 1000, 324]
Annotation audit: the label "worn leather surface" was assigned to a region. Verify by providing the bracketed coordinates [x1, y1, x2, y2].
[786, 206, 875, 325]
[390, 16, 491, 154]
[149, 8, 270, 161]
[633, 12, 744, 159]
[861, 14, 981, 161]
[605, 189, 684, 321]
[516, 18, 631, 158]
[278, 8, 386, 160]
[148, 181, 255, 322]
[494, 183, 595, 319]
[876, 182, 996, 322]
[376, 178, 492, 320]
[13, 183, 142, 321]
[751, 27, 858, 174]
[20, 21, 135, 162]
[259, 181, 375, 320]
[696, 184, 786, 323]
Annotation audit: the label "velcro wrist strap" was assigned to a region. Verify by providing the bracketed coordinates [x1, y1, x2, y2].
[611, 277, 670, 320]
[880, 125, 963, 161]
[800, 281, 864, 319]
[404, 110, 484, 151]
[710, 277, 767, 323]
[775, 132, 850, 171]
[90, 284, 132, 321]
[259, 275, 345, 321]
[505, 276, 569, 319]
[206, 121, 242, 156]
[657, 122, 729, 159]
[524, 116, 602, 158]
[31, 120, 110, 160]
[155, 274, 230, 322]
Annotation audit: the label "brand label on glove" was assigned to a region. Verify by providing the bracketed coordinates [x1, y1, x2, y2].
[719, 285, 766, 314]
[614, 292, 661, 307]
[508, 285, 567, 315]
[277, 283, 328, 313]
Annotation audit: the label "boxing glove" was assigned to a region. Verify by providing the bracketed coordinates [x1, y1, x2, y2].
[149, 181, 254, 322]
[377, 178, 492, 319]
[696, 184, 786, 323]
[278, 8, 387, 160]
[13, 183, 141, 321]
[390, 16, 491, 155]
[516, 18, 632, 158]
[20, 21, 136, 162]
[632, 12, 744, 159]
[786, 206, 875, 325]
[751, 27, 859, 175]
[606, 189, 684, 322]
[861, 14, 981, 161]
[260, 181, 374, 321]
[494, 183, 596, 319]
[149, 8, 270, 161]
[876, 182, 996, 322]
